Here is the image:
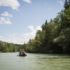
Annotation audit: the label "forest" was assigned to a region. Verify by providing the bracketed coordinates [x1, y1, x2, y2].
[22, 0, 70, 54]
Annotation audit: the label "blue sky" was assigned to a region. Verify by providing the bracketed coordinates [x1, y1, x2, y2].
[0, 0, 64, 44]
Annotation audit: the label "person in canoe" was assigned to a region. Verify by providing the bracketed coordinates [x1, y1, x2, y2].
[19, 49, 27, 56]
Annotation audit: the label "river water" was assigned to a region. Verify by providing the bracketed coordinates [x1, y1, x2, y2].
[0, 53, 70, 70]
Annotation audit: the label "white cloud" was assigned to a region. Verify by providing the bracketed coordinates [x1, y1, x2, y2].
[0, 25, 41, 44]
[0, 0, 20, 10]
[28, 25, 41, 34]
[23, 0, 32, 4]
[0, 11, 12, 24]
[0, 17, 12, 24]
[1, 11, 13, 17]
[23, 25, 41, 42]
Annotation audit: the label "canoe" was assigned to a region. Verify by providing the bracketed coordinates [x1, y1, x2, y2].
[19, 51, 27, 56]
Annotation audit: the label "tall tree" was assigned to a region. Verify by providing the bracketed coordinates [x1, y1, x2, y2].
[64, 0, 70, 9]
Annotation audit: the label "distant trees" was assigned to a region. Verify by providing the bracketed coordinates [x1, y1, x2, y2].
[0, 41, 21, 52]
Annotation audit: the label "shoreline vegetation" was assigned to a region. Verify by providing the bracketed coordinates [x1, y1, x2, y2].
[22, 0, 70, 55]
[0, 0, 70, 55]
[0, 41, 22, 52]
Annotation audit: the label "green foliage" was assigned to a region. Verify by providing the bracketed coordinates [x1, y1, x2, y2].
[64, 0, 70, 9]
[0, 41, 21, 52]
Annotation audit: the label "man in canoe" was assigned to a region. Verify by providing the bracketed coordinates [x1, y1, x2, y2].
[19, 49, 27, 56]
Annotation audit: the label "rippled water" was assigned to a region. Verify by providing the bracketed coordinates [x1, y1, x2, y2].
[0, 53, 70, 70]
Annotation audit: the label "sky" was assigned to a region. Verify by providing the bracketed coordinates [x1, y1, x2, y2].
[0, 0, 65, 44]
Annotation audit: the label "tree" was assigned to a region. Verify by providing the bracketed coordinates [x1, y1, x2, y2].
[64, 0, 70, 9]
[24, 0, 70, 54]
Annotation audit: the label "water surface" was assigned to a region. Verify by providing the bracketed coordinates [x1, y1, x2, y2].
[0, 53, 70, 70]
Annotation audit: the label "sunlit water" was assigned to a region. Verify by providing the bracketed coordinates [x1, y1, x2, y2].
[0, 53, 70, 70]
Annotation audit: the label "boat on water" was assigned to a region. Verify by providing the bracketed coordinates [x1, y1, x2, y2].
[19, 49, 27, 56]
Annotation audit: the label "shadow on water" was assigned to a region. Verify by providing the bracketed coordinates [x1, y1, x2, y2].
[30, 53, 70, 60]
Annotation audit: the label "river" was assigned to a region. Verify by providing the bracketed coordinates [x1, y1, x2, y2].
[0, 53, 70, 70]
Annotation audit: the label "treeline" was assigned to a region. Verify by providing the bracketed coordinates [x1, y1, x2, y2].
[22, 0, 70, 54]
[0, 41, 22, 52]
